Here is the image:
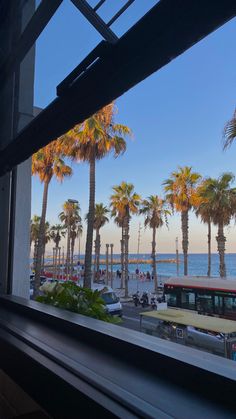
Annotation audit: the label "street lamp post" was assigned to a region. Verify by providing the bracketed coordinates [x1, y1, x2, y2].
[176, 237, 179, 276]
[110, 243, 114, 288]
[57, 246, 61, 279]
[53, 247, 56, 279]
[62, 245, 65, 277]
[106, 244, 109, 285]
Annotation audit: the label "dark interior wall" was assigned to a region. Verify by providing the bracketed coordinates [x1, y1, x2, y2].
[0, 0, 35, 296]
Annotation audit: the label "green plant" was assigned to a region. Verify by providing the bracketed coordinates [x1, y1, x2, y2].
[36, 281, 121, 324]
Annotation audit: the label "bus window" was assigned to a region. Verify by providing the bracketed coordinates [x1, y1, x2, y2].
[166, 293, 177, 307]
[214, 296, 224, 315]
[224, 297, 236, 315]
[196, 294, 213, 314]
[181, 292, 195, 310]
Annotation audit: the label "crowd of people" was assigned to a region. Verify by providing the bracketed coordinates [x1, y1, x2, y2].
[114, 268, 153, 281]
[135, 268, 152, 281]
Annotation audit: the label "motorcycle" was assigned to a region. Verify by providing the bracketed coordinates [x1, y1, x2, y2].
[140, 291, 149, 308]
[150, 296, 157, 310]
[132, 291, 140, 307]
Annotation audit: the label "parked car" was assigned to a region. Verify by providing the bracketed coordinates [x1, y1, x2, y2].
[92, 284, 122, 317]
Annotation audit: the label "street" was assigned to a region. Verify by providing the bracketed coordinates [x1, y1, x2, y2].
[119, 302, 152, 332]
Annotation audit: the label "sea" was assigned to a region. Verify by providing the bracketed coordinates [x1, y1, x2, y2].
[40, 253, 236, 278]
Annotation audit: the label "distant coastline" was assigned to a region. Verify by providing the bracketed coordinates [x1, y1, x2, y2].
[30, 254, 236, 278]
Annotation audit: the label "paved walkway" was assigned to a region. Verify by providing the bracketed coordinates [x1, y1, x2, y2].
[111, 276, 166, 302]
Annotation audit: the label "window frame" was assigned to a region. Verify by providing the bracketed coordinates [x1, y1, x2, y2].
[1, 1, 236, 416]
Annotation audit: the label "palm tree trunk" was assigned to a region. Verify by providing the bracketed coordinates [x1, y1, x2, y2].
[120, 225, 124, 288]
[42, 243, 46, 273]
[97, 231, 101, 274]
[84, 153, 96, 288]
[66, 224, 71, 279]
[152, 227, 158, 292]
[71, 237, 75, 277]
[33, 240, 38, 272]
[124, 212, 129, 298]
[34, 180, 49, 293]
[207, 220, 211, 277]
[119, 227, 123, 287]
[95, 228, 100, 274]
[181, 210, 189, 276]
[216, 223, 226, 278]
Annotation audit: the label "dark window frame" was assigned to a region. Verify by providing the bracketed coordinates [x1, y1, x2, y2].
[1, 1, 236, 416]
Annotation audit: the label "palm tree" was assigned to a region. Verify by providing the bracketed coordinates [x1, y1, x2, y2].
[93, 203, 109, 277]
[110, 182, 141, 297]
[59, 103, 131, 288]
[50, 224, 66, 277]
[59, 201, 81, 278]
[223, 109, 236, 149]
[195, 181, 214, 277]
[163, 166, 201, 276]
[50, 224, 66, 248]
[140, 196, 170, 292]
[198, 174, 236, 277]
[32, 141, 72, 292]
[30, 215, 41, 271]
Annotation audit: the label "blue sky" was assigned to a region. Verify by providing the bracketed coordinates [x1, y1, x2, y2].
[32, 1, 236, 254]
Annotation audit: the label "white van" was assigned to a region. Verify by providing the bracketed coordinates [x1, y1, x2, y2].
[92, 284, 123, 317]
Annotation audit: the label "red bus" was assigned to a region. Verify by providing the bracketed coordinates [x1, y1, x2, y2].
[164, 277, 236, 320]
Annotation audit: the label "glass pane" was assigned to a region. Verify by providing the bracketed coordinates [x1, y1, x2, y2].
[196, 294, 213, 314]
[181, 292, 195, 310]
[224, 297, 236, 315]
[166, 294, 177, 307]
[214, 295, 224, 315]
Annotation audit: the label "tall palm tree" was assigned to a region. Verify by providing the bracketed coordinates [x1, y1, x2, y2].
[59, 201, 81, 278]
[30, 215, 41, 271]
[50, 224, 66, 277]
[93, 203, 109, 276]
[60, 103, 131, 288]
[223, 109, 236, 149]
[199, 174, 236, 277]
[110, 182, 141, 297]
[195, 181, 214, 277]
[163, 166, 201, 276]
[32, 141, 72, 292]
[140, 196, 170, 292]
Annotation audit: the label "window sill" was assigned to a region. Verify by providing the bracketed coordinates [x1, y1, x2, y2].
[0, 295, 235, 418]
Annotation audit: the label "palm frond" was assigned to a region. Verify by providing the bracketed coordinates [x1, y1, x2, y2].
[223, 109, 236, 150]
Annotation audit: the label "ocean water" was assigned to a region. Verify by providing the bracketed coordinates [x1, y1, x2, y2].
[109, 253, 236, 278]
[41, 253, 236, 278]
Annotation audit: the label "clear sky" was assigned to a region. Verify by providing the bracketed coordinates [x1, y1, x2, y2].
[32, 1, 236, 255]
